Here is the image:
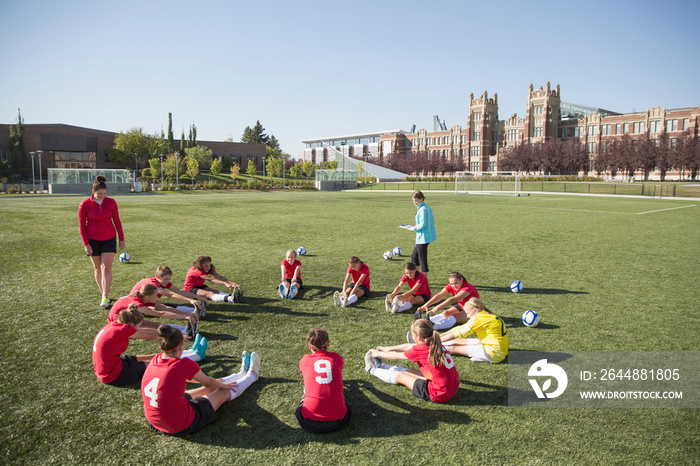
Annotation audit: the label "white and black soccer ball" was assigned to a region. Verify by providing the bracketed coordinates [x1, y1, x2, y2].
[119, 252, 131, 263]
[383, 250, 393, 260]
[510, 280, 523, 293]
[296, 247, 306, 256]
[522, 309, 540, 327]
[393, 247, 402, 257]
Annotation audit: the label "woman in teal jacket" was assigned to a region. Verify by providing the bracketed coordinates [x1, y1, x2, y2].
[404, 190, 436, 276]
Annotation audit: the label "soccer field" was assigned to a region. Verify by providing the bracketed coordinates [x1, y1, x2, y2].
[1, 191, 698, 465]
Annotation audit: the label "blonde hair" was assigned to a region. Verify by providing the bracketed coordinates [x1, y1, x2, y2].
[155, 265, 173, 278]
[411, 319, 446, 367]
[464, 297, 493, 314]
[131, 283, 158, 299]
[286, 249, 297, 259]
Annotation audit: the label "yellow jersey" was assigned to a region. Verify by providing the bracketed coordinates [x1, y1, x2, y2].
[452, 311, 509, 363]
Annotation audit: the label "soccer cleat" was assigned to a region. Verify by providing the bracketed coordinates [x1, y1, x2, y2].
[406, 331, 415, 344]
[278, 283, 286, 299]
[385, 296, 392, 313]
[289, 284, 297, 299]
[241, 351, 251, 372]
[333, 291, 341, 307]
[195, 336, 208, 360]
[374, 356, 383, 368]
[192, 333, 202, 351]
[340, 292, 349, 308]
[391, 296, 401, 314]
[197, 301, 207, 319]
[364, 351, 375, 373]
[232, 288, 243, 303]
[248, 352, 261, 378]
[100, 296, 110, 308]
[185, 320, 198, 339]
[414, 310, 422, 321]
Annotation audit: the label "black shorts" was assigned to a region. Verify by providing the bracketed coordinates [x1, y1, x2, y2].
[411, 378, 433, 402]
[88, 237, 117, 256]
[414, 294, 431, 304]
[295, 400, 352, 433]
[453, 304, 464, 313]
[150, 393, 218, 437]
[188, 286, 210, 294]
[347, 283, 370, 298]
[106, 355, 146, 386]
[280, 278, 303, 288]
[411, 243, 430, 273]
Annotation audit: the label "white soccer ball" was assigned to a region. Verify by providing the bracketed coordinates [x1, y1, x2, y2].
[296, 247, 306, 256]
[393, 247, 402, 257]
[383, 250, 393, 260]
[119, 252, 131, 263]
[522, 310, 540, 327]
[510, 280, 523, 293]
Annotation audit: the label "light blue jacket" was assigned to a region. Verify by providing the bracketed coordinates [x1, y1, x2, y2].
[411, 202, 436, 244]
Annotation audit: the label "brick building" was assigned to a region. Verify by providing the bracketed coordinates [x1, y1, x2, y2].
[0, 123, 266, 178]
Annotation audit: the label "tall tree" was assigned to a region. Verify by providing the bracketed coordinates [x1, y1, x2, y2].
[180, 131, 186, 154]
[8, 108, 26, 172]
[657, 131, 672, 181]
[246, 159, 257, 177]
[167, 113, 174, 153]
[184, 145, 213, 167]
[210, 158, 222, 181]
[186, 158, 199, 187]
[230, 162, 240, 183]
[110, 127, 167, 166]
[241, 120, 269, 145]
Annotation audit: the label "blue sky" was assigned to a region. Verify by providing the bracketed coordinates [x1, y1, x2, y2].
[1, 0, 698, 158]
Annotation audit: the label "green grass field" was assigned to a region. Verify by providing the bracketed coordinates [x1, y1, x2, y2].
[1, 191, 698, 465]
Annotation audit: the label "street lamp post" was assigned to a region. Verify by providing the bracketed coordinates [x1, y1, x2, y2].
[262, 157, 266, 182]
[37, 150, 43, 193]
[159, 154, 164, 189]
[175, 152, 179, 190]
[30, 152, 36, 193]
[340, 142, 346, 190]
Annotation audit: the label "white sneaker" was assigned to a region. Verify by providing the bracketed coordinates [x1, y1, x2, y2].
[100, 297, 110, 308]
[340, 292, 349, 307]
[333, 291, 341, 307]
[364, 351, 375, 373]
[248, 352, 260, 378]
[406, 331, 415, 344]
[385, 296, 392, 313]
[391, 297, 401, 313]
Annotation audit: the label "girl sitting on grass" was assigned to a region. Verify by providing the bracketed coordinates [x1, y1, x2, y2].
[385, 262, 432, 313]
[184, 255, 242, 303]
[438, 298, 509, 363]
[365, 319, 459, 403]
[108, 284, 198, 339]
[296, 328, 351, 433]
[141, 325, 260, 436]
[416, 272, 479, 330]
[93, 305, 207, 386]
[333, 256, 370, 307]
[279, 249, 302, 299]
[131, 265, 208, 317]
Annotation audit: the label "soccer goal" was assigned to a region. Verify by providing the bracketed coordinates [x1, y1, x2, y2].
[454, 171, 527, 196]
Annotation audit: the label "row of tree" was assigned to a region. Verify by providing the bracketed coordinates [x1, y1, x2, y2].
[500, 132, 700, 180]
[371, 151, 464, 175]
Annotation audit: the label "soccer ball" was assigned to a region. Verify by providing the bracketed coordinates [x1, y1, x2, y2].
[296, 247, 306, 256]
[119, 252, 131, 263]
[383, 250, 393, 260]
[393, 247, 402, 256]
[510, 280, 523, 293]
[522, 310, 540, 327]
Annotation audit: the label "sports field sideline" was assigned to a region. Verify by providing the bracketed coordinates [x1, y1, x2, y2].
[1, 190, 698, 464]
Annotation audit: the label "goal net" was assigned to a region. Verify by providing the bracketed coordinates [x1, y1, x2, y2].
[455, 171, 527, 196]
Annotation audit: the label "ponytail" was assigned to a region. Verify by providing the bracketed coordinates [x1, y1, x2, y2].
[157, 325, 183, 352]
[92, 175, 107, 192]
[131, 283, 158, 299]
[411, 319, 446, 367]
[116, 303, 144, 326]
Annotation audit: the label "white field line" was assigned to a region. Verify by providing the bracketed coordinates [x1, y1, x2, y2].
[636, 205, 697, 215]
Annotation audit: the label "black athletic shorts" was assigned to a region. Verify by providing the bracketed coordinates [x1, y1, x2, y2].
[415, 294, 431, 304]
[411, 378, 433, 402]
[295, 400, 352, 433]
[106, 355, 146, 386]
[150, 393, 217, 437]
[348, 283, 370, 298]
[280, 277, 303, 288]
[88, 237, 117, 256]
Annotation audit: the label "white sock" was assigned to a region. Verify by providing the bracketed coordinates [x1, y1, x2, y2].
[212, 293, 230, 302]
[181, 349, 201, 361]
[430, 314, 457, 330]
[222, 369, 246, 383]
[372, 365, 406, 384]
[227, 372, 257, 400]
[346, 294, 358, 305]
[170, 323, 187, 333]
[176, 305, 195, 313]
[398, 301, 412, 312]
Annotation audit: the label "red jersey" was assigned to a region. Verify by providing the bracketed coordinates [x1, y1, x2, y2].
[400, 271, 432, 298]
[108, 296, 146, 323]
[443, 281, 479, 307]
[131, 277, 172, 298]
[281, 259, 302, 280]
[183, 267, 209, 291]
[141, 354, 200, 434]
[347, 263, 370, 289]
[404, 344, 459, 403]
[78, 195, 124, 245]
[93, 321, 137, 383]
[299, 351, 347, 421]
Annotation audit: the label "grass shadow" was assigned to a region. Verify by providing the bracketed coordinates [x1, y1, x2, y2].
[475, 284, 589, 295]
